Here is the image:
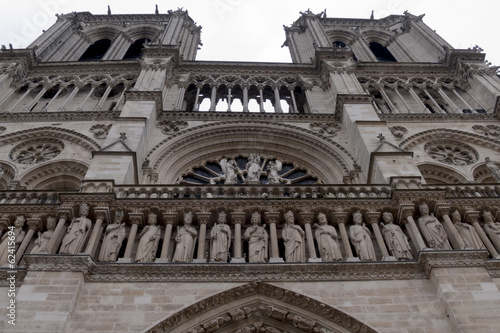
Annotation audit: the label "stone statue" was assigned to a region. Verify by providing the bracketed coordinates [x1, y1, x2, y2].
[314, 212, 342, 261]
[98, 210, 127, 262]
[452, 210, 485, 250]
[59, 204, 92, 254]
[245, 154, 262, 184]
[210, 211, 231, 262]
[380, 212, 413, 260]
[135, 213, 161, 263]
[349, 211, 376, 261]
[31, 216, 56, 254]
[483, 211, 500, 251]
[172, 211, 197, 262]
[266, 160, 291, 185]
[244, 212, 268, 263]
[282, 211, 305, 262]
[417, 203, 452, 250]
[485, 157, 500, 182]
[0, 215, 26, 265]
[219, 158, 239, 184]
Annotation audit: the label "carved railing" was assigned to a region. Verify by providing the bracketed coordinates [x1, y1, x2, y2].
[0, 191, 62, 205]
[109, 184, 393, 199]
[423, 184, 500, 198]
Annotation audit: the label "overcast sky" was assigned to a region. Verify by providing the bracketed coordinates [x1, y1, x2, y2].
[0, 0, 499, 66]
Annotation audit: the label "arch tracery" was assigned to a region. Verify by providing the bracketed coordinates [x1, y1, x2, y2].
[144, 282, 380, 333]
[147, 121, 357, 184]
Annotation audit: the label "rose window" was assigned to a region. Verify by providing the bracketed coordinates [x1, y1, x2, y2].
[424, 140, 478, 166]
[10, 139, 64, 164]
[177, 154, 322, 185]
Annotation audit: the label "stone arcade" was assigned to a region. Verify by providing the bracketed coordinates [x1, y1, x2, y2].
[1, 7, 500, 333]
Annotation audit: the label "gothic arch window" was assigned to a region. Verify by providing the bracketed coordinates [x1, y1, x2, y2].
[79, 39, 112, 61]
[369, 42, 397, 62]
[19, 161, 88, 190]
[418, 164, 468, 184]
[123, 38, 151, 59]
[0, 162, 16, 190]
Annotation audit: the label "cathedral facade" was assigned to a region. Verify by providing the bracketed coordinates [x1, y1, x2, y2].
[1, 8, 500, 333]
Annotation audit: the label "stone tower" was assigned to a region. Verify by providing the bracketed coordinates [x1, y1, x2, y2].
[1, 8, 500, 333]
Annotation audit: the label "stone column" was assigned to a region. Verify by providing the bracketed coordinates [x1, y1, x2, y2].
[47, 210, 72, 254]
[23, 87, 48, 112]
[273, 85, 283, 113]
[193, 85, 201, 111]
[119, 213, 143, 263]
[209, 86, 217, 111]
[258, 86, 265, 112]
[366, 212, 393, 261]
[399, 205, 428, 252]
[299, 212, 320, 262]
[290, 88, 298, 113]
[157, 212, 176, 263]
[466, 211, 500, 259]
[265, 212, 284, 262]
[243, 85, 249, 112]
[15, 217, 41, 265]
[332, 212, 354, 261]
[42, 87, 63, 112]
[8, 87, 32, 112]
[59, 85, 80, 111]
[435, 204, 466, 250]
[78, 85, 96, 111]
[84, 208, 108, 257]
[231, 212, 246, 263]
[194, 212, 210, 263]
[227, 86, 232, 112]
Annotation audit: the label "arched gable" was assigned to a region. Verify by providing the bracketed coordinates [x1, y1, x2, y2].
[19, 160, 88, 190]
[0, 126, 101, 152]
[417, 162, 469, 184]
[399, 128, 500, 153]
[144, 282, 379, 333]
[147, 121, 357, 184]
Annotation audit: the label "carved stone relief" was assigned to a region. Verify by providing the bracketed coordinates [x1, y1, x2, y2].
[389, 126, 408, 140]
[156, 120, 189, 135]
[89, 124, 112, 139]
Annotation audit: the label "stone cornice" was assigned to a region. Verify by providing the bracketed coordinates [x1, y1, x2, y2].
[380, 113, 497, 123]
[17, 250, 494, 283]
[0, 269, 26, 287]
[158, 110, 339, 123]
[0, 111, 121, 123]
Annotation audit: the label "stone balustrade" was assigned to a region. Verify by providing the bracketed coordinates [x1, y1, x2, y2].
[0, 191, 61, 205]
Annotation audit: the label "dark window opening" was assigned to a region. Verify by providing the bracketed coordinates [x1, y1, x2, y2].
[369, 42, 397, 62]
[79, 39, 112, 61]
[123, 38, 151, 59]
[332, 41, 347, 48]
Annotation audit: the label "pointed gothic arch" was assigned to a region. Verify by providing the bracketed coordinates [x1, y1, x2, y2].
[148, 121, 357, 184]
[144, 282, 379, 333]
[19, 160, 88, 190]
[417, 162, 469, 184]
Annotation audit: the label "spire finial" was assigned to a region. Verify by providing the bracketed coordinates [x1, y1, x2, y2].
[107, 5, 111, 15]
[155, 4, 159, 15]
[370, 10, 374, 20]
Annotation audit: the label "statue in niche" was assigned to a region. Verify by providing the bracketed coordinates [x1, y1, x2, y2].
[244, 212, 268, 263]
[31, 216, 56, 254]
[210, 211, 231, 262]
[266, 159, 291, 185]
[380, 212, 413, 260]
[417, 203, 452, 250]
[282, 211, 305, 262]
[135, 213, 161, 263]
[452, 210, 485, 250]
[172, 211, 197, 263]
[485, 157, 500, 182]
[483, 211, 500, 251]
[245, 154, 262, 184]
[98, 210, 127, 262]
[59, 204, 92, 254]
[349, 211, 376, 261]
[0, 215, 25, 265]
[314, 212, 342, 261]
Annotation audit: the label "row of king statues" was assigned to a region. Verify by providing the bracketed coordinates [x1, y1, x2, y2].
[1, 202, 499, 265]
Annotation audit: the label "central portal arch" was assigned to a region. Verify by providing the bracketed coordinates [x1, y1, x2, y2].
[144, 282, 379, 333]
